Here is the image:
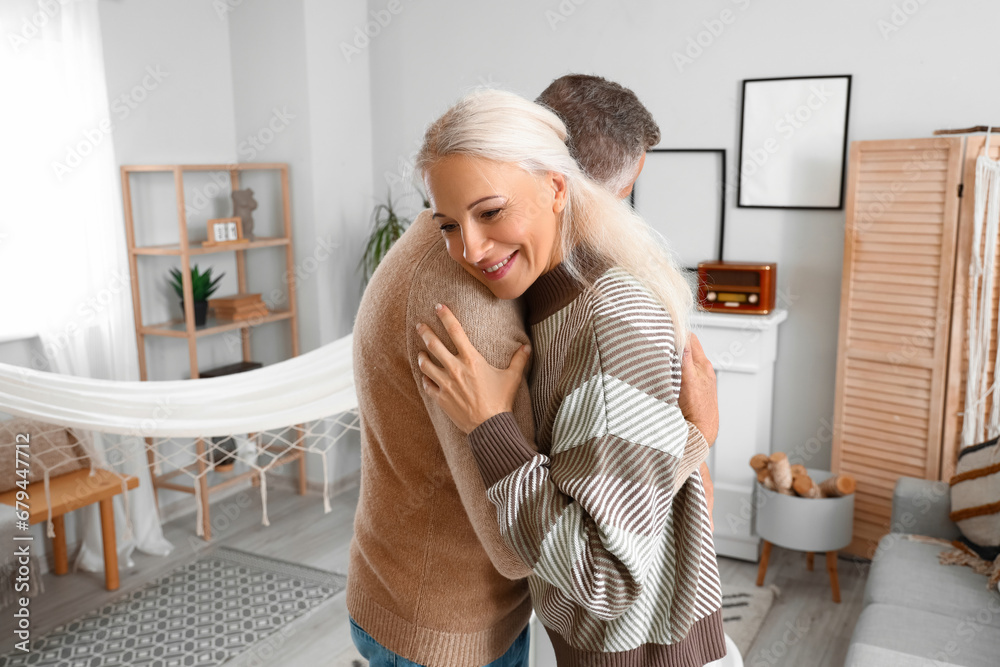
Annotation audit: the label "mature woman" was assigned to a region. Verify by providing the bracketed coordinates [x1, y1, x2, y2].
[413, 89, 727, 666]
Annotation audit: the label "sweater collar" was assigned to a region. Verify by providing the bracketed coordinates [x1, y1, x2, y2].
[522, 245, 610, 326]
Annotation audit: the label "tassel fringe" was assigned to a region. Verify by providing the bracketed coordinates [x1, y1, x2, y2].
[939, 541, 1000, 590]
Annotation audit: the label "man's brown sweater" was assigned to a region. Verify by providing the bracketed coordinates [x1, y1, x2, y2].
[348, 210, 534, 666]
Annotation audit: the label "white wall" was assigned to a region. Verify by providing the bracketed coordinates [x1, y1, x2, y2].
[366, 0, 1000, 468]
[225, 0, 371, 489]
[98, 0, 238, 165]
[99, 0, 241, 380]
[0, 0, 373, 532]
[97, 0, 374, 377]
[303, 0, 376, 343]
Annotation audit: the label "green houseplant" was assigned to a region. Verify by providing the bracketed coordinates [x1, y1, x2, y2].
[168, 265, 225, 326]
[359, 191, 411, 286]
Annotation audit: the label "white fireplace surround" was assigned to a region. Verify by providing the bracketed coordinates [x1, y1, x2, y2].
[691, 308, 789, 561]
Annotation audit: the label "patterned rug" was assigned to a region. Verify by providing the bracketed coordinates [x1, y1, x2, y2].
[0, 546, 346, 667]
[720, 585, 777, 657]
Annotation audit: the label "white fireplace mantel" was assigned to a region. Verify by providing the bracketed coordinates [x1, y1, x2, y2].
[689, 308, 788, 561]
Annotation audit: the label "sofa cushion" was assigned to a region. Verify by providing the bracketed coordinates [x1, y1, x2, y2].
[866, 534, 1000, 628]
[892, 476, 960, 541]
[846, 603, 1000, 667]
[949, 436, 1000, 560]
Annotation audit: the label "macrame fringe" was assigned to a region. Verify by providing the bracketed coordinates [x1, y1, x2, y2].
[902, 535, 1000, 589]
[320, 450, 331, 514]
[119, 476, 134, 543]
[259, 470, 270, 527]
[964, 132, 1000, 444]
[43, 470, 54, 539]
[939, 541, 1000, 590]
[194, 483, 204, 537]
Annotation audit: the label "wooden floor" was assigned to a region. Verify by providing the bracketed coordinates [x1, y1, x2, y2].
[1, 482, 869, 666]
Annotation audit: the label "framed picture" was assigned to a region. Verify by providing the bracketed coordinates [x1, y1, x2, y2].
[630, 149, 726, 272]
[204, 217, 244, 246]
[737, 75, 852, 209]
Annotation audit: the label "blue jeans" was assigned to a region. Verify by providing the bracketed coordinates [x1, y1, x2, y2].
[349, 616, 530, 667]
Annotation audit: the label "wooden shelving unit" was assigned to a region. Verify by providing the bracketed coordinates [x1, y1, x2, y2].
[120, 162, 306, 540]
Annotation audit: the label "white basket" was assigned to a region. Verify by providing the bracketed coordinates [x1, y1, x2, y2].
[754, 467, 854, 552]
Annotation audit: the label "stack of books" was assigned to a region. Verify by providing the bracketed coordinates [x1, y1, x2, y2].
[209, 293, 269, 321]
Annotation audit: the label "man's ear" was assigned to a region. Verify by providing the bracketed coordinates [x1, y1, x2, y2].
[549, 172, 568, 213]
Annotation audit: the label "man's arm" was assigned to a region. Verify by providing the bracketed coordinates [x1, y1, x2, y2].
[681, 333, 718, 527]
[406, 246, 534, 581]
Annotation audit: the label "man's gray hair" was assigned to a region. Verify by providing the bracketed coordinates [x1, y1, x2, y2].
[536, 74, 660, 194]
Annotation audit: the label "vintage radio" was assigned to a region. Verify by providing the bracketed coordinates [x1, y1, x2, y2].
[696, 261, 777, 315]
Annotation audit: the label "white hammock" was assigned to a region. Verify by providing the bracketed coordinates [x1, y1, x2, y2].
[0, 334, 359, 535]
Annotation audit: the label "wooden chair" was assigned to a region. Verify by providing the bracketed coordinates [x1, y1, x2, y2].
[0, 468, 138, 591]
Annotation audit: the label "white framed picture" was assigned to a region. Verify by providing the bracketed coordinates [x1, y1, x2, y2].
[630, 149, 726, 271]
[737, 75, 852, 209]
[204, 217, 244, 246]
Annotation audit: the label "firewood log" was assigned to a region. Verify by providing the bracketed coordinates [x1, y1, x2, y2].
[768, 452, 793, 494]
[818, 474, 856, 497]
[792, 473, 822, 498]
[756, 468, 776, 491]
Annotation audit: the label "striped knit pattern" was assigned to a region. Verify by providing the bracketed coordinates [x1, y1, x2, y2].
[469, 259, 725, 664]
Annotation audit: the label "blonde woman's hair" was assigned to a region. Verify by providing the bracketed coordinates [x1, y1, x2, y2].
[416, 89, 694, 351]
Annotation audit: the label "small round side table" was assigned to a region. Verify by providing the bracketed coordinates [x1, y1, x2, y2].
[753, 467, 854, 602]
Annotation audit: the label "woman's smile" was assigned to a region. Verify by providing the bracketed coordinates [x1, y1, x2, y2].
[480, 250, 518, 280]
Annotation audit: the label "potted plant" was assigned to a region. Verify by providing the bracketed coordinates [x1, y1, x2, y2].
[359, 190, 413, 286]
[168, 265, 225, 326]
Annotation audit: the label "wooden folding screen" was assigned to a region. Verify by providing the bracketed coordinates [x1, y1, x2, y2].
[832, 137, 965, 558]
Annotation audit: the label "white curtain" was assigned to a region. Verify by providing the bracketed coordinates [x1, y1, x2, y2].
[0, 0, 172, 571]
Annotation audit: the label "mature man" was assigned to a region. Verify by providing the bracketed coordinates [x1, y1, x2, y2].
[537, 75, 716, 519]
[348, 75, 718, 667]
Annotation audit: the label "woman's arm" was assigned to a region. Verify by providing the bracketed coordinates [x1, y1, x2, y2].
[467, 311, 710, 620]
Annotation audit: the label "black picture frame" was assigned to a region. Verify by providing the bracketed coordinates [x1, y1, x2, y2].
[630, 148, 726, 272]
[736, 74, 852, 210]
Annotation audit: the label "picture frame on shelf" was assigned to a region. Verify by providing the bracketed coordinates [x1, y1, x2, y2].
[204, 217, 244, 246]
[737, 74, 852, 209]
[630, 148, 726, 273]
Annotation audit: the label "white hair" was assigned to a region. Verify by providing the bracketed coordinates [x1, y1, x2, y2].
[416, 89, 694, 351]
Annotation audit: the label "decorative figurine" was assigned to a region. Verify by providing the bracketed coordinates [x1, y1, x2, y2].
[231, 188, 258, 241]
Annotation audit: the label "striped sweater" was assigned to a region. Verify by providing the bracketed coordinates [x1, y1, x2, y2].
[469, 252, 726, 666]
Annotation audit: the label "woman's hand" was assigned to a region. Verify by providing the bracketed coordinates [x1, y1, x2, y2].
[416, 303, 531, 434]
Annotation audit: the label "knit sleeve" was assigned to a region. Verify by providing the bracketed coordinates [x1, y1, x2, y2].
[405, 232, 535, 582]
[469, 291, 710, 620]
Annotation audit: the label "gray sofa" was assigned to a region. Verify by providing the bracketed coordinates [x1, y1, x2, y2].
[845, 477, 1000, 666]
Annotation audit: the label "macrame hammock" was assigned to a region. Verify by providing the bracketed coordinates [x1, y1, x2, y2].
[943, 132, 1000, 588]
[963, 134, 1000, 446]
[0, 334, 359, 542]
